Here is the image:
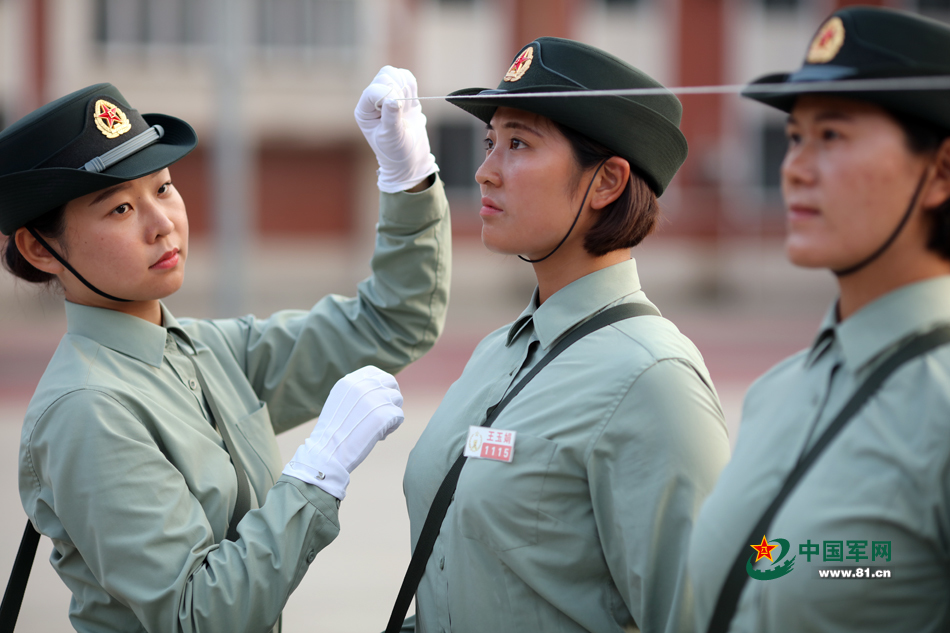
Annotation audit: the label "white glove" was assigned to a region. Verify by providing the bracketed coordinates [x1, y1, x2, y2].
[354, 65, 439, 193]
[283, 366, 405, 500]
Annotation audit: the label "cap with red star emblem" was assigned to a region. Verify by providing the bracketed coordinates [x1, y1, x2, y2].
[744, 6, 950, 135]
[447, 37, 687, 196]
[0, 83, 197, 235]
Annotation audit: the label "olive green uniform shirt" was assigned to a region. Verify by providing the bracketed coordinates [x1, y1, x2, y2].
[688, 276, 950, 632]
[403, 259, 730, 633]
[19, 181, 450, 633]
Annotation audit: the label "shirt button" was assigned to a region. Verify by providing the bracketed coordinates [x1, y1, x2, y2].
[307, 549, 316, 563]
[188, 379, 198, 390]
[439, 556, 445, 570]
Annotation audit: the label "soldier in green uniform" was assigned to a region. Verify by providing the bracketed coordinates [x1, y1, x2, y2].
[0, 68, 449, 632]
[396, 38, 730, 633]
[688, 7, 950, 633]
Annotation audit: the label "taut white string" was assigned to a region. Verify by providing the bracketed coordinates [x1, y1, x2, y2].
[393, 75, 950, 101]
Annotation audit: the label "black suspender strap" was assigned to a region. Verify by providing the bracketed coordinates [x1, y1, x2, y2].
[186, 353, 252, 543]
[706, 324, 950, 633]
[384, 302, 660, 633]
[0, 520, 40, 633]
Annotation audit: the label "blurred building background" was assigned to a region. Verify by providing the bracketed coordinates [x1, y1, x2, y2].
[0, 0, 947, 630]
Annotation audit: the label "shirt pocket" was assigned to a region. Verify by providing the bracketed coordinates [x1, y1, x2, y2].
[455, 433, 558, 552]
[233, 402, 282, 489]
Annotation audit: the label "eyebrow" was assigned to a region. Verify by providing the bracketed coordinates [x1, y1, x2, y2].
[787, 111, 854, 125]
[89, 182, 131, 206]
[485, 121, 545, 136]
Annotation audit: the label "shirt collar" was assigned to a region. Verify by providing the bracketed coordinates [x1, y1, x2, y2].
[505, 258, 652, 349]
[806, 275, 950, 371]
[65, 301, 194, 367]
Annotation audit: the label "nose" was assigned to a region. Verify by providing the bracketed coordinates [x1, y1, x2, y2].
[781, 140, 816, 191]
[144, 198, 177, 243]
[475, 148, 500, 188]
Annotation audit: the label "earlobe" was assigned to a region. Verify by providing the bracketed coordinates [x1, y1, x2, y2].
[14, 227, 65, 275]
[590, 157, 631, 210]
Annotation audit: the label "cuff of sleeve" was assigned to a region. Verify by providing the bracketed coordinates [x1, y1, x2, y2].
[378, 173, 447, 228]
[282, 456, 350, 501]
[277, 474, 343, 516]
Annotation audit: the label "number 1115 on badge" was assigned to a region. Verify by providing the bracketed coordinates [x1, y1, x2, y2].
[464, 426, 517, 463]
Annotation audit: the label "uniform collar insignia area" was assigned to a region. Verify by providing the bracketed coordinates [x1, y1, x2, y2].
[94, 99, 132, 139]
[806, 16, 846, 64]
[504, 47, 534, 82]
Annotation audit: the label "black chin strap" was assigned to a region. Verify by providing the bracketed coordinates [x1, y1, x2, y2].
[27, 226, 131, 303]
[833, 166, 931, 277]
[519, 160, 607, 264]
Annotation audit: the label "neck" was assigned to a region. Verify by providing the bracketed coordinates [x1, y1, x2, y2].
[64, 291, 164, 325]
[836, 252, 950, 321]
[533, 249, 629, 304]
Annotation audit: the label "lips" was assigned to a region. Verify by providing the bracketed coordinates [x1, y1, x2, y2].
[480, 197, 503, 217]
[151, 248, 179, 270]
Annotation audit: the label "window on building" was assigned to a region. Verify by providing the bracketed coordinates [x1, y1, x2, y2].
[433, 121, 482, 193]
[760, 121, 787, 190]
[93, 0, 357, 52]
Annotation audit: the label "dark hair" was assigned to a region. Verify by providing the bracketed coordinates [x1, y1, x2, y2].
[1, 205, 67, 285]
[890, 110, 950, 261]
[552, 121, 660, 257]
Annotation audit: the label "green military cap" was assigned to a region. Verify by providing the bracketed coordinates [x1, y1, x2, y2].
[447, 37, 687, 196]
[0, 83, 197, 235]
[744, 6, 950, 131]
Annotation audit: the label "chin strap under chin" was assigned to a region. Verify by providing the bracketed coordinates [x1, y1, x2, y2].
[26, 226, 131, 302]
[519, 160, 608, 264]
[833, 166, 932, 278]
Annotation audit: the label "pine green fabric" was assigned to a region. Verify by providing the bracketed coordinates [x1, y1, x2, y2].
[18, 179, 451, 633]
[403, 259, 730, 633]
[688, 275, 950, 632]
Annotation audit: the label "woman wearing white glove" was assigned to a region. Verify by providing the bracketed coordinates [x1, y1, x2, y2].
[4, 68, 448, 633]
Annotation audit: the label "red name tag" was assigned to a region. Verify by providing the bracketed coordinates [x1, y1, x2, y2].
[464, 426, 516, 463]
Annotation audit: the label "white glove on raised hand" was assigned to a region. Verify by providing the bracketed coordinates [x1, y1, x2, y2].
[283, 366, 404, 500]
[354, 65, 439, 193]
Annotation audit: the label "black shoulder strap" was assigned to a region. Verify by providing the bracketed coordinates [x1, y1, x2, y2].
[0, 520, 40, 633]
[706, 324, 950, 633]
[385, 302, 660, 633]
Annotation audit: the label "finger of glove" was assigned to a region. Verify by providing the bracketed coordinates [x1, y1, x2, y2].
[309, 380, 401, 454]
[355, 82, 396, 123]
[308, 367, 391, 448]
[333, 401, 405, 472]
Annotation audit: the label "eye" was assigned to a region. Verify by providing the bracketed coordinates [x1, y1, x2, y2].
[510, 138, 526, 149]
[820, 127, 841, 142]
[158, 181, 173, 195]
[484, 137, 494, 152]
[111, 203, 131, 216]
[785, 130, 801, 146]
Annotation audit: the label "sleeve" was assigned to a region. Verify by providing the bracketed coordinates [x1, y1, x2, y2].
[204, 176, 451, 433]
[25, 390, 341, 633]
[587, 359, 731, 633]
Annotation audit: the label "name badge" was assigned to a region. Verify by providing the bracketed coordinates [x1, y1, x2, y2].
[464, 426, 516, 463]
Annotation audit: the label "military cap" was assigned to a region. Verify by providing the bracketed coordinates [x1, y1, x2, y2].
[0, 83, 197, 235]
[744, 6, 950, 131]
[447, 37, 687, 196]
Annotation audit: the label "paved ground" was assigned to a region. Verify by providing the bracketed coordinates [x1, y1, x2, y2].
[0, 237, 836, 631]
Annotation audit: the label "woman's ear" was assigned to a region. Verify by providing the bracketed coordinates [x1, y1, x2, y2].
[589, 157, 630, 210]
[924, 138, 950, 211]
[14, 227, 65, 275]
